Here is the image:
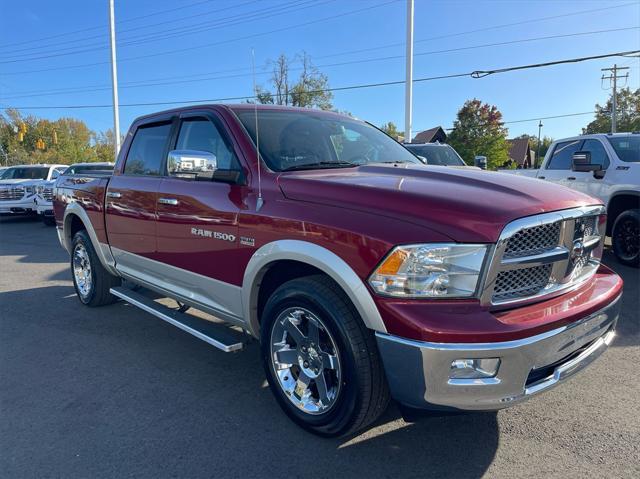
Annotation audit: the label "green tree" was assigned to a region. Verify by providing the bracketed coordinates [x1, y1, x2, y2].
[380, 121, 401, 140]
[583, 87, 640, 134]
[255, 52, 333, 110]
[447, 99, 511, 169]
[93, 129, 117, 163]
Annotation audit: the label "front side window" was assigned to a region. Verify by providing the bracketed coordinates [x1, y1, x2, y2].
[581, 139, 610, 169]
[607, 135, 640, 163]
[124, 122, 172, 176]
[233, 109, 420, 171]
[169, 118, 240, 178]
[546, 140, 582, 170]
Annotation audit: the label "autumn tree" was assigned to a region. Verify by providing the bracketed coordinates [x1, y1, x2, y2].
[254, 52, 333, 110]
[583, 87, 640, 134]
[447, 99, 510, 169]
[380, 121, 401, 140]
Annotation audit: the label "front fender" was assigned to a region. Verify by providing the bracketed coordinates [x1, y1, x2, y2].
[242, 239, 386, 337]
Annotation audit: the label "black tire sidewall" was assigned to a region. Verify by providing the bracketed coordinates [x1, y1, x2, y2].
[612, 209, 640, 266]
[71, 231, 98, 305]
[260, 282, 363, 436]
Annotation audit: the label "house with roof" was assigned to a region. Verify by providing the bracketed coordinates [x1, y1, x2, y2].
[507, 137, 533, 169]
[411, 126, 447, 144]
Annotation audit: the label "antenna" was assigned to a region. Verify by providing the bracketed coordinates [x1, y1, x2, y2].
[251, 48, 264, 212]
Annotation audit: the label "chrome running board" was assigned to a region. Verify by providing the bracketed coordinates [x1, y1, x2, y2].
[110, 286, 245, 353]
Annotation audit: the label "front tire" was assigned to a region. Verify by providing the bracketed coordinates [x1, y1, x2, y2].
[260, 275, 389, 437]
[71, 230, 120, 306]
[612, 209, 640, 267]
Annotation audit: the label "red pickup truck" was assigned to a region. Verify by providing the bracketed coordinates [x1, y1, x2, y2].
[54, 105, 622, 436]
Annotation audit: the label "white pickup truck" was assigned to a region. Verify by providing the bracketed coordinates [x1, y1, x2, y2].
[503, 133, 639, 266]
[0, 164, 67, 220]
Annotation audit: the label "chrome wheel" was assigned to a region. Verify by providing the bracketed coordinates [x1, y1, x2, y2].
[73, 243, 93, 298]
[270, 307, 341, 415]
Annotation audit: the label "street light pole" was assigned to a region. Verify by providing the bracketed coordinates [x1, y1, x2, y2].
[536, 120, 543, 168]
[404, 0, 414, 143]
[108, 0, 121, 160]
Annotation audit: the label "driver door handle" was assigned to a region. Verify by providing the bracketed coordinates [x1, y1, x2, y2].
[106, 191, 121, 198]
[158, 197, 179, 206]
[567, 177, 576, 181]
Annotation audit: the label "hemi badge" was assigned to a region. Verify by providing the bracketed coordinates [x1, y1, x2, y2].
[240, 236, 255, 247]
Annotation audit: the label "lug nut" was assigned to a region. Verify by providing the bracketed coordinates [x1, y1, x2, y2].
[303, 361, 309, 368]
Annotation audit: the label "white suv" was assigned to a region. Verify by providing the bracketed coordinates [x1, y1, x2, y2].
[0, 164, 67, 221]
[504, 133, 639, 266]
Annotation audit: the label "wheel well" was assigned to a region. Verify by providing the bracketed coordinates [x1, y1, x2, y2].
[607, 194, 640, 236]
[256, 260, 325, 324]
[68, 214, 86, 239]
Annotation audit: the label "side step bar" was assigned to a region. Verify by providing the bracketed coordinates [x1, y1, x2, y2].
[110, 286, 245, 353]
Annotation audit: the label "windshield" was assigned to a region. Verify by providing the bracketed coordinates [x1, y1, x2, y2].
[65, 164, 114, 175]
[233, 109, 420, 171]
[607, 136, 640, 163]
[405, 144, 466, 166]
[1, 167, 49, 180]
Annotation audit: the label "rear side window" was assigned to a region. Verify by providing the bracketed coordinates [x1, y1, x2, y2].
[173, 118, 240, 173]
[546, 140, 582, 170]
[581, 139, 610, 169]
[124, 122, 172, 176]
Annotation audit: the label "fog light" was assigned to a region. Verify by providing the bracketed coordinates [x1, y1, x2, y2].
[449, 358, 501, 379]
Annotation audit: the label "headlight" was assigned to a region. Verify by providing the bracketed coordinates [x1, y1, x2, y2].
[368, 244, 488, 298]
[36, 185, 44, 194]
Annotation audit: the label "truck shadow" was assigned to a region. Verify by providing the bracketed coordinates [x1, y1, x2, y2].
[0, 217, 66, 265]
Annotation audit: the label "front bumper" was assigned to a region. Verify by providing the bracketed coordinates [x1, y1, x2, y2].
[35, 197, 53, 216]
[0, 198, 37, 215]
[376, 293, 620, 411]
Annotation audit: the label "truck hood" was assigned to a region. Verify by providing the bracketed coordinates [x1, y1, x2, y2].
[278, 163, 600, 243]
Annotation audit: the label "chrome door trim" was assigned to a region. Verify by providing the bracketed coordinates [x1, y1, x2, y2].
[111, 246, 244, 326]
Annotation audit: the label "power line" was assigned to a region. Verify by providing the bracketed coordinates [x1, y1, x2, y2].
[2, 25, 636, 100]
[6, 49, 637, 110]
[0, 0, 218, 50]
[0, 1, 261, 56]
[0, 0, 326, 64]
[3, 0, 635, 76]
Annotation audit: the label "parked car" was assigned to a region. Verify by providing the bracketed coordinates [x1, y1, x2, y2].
[36, 162, 115, 226]
[54, 105, 622, 437]
[0, 164, 66, 218]
[502, 133, 639, 266]
[0, 166, 8, 178]
[404, 142, 479, 169]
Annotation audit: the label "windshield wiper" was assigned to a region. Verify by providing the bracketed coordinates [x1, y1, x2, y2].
[281, 161, 357, 171]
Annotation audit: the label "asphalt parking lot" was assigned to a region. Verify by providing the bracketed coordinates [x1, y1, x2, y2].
[0, 216, 638, 478]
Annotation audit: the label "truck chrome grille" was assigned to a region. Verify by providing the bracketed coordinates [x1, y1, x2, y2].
[482, 206, 605, 306]
[503, 222, 561, 258]
[493, 264, 553, 301]
[0, 186, 25, 201]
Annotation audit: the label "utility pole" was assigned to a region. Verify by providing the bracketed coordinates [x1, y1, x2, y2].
[601, 64, 629, 133]
[404, 0, 414, 143]
[108, 0, 121, 159]
[536, 120, 543, 168]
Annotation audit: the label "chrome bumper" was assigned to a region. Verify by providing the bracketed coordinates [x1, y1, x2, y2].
[376, 295, 620, 411]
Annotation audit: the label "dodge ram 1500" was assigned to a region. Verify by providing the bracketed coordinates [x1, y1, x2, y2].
[54, 105, 623, 436]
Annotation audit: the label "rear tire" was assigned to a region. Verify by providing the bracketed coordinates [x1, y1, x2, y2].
[71, 230, 120, 306]
[260, 275, 389, 437]
[612, 209, 640, 267]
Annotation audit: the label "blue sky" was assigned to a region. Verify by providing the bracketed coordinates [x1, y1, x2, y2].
[1, 0, 639, 141]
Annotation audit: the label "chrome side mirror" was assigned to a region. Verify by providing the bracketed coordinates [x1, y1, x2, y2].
[168, 149, 217, 179]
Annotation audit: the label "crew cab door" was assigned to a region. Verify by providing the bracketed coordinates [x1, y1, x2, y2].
[540, 139, 583, 187]
[154, 112, 246, 317]
[567, 138, 612, 203]
[105, 120, 172, 267]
